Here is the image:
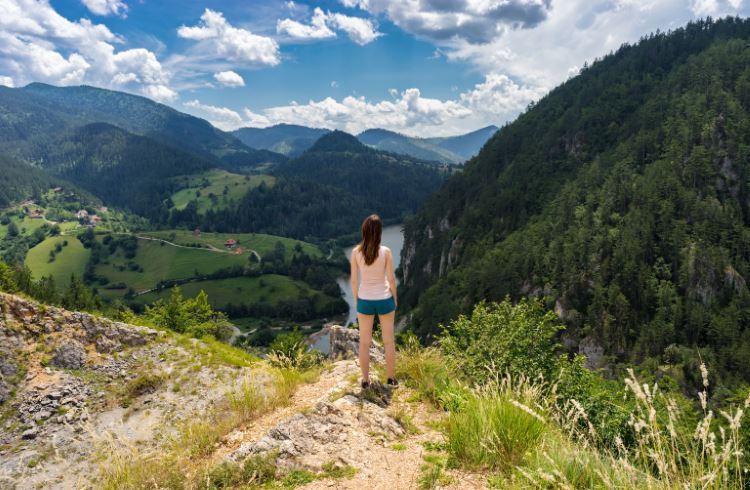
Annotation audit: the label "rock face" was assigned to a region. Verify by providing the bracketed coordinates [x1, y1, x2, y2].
[308, 325, 385, 364]
[51, 339, 87, 369]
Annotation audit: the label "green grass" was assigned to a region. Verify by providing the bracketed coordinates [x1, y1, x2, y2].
[444, 391, 546, 471]
[0, 215, 48, 239]
[136, 275, 321, 309]
[170, 170, 275, 214]
[95, 239, 249, 293]
[25, 236, 90, 287]
[140, 229, 321, 260]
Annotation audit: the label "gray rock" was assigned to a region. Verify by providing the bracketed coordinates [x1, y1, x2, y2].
[51, 340, 87, 369]
[21, 428, 38, 440]
[34, 410, 52, 422]
[0, 377, 9, 405]
[308, 325, 385, 363]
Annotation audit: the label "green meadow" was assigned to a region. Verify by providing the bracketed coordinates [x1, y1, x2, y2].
[139, 230, 321, 260]
[135, 274, 319, 309]
[94, 238, 249, 293]
[170, 170, 275, 213]
[25, 236, 90, 287]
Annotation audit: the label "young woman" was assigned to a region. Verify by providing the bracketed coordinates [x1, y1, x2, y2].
[350, 214, 398, 388]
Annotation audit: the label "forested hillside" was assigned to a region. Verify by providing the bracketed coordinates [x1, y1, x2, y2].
[0, 156, 56, 207]
[34, 123, 213, 221]
[401, 17, 750, 388]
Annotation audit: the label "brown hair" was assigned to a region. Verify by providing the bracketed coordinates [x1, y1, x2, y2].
[358, 214, 382, 265]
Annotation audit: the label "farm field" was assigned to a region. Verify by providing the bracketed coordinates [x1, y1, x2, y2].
[140, 229, 321, 260]
[25, 236, 90, 288]
[135, 274, 317, 309]
[94, 238, 249, 293]
[169, 170, 275, 213]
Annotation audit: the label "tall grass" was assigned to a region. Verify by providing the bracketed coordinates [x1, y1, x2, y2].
[397, 344, 750, 489]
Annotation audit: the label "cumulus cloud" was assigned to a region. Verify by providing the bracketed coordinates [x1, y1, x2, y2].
[277, 7, 381, 45]
[178, 9, 280, 67]
[81, 0, 128, 17]
[340, 0, 552, 44]
[183, 73, 542, 136]
[214, 70, 245, 87]
[184, 99, 244, 131]
[0, 75, 14, 87]
[0, 0, 174, 101]
[277, 7, 336, 41]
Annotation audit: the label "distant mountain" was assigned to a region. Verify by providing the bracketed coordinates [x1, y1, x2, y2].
[0, 83, 284, 168]
[426, 125, 499, 161]
[358, 126, 498, 163]
[177, 130, 448, 240]
[232, 124, 330, 157]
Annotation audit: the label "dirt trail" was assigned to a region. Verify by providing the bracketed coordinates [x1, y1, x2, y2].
[219, 360, 489, 490]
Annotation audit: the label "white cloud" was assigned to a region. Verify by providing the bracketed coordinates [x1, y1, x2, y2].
[184, 99, 244, 131]
[0, 0, 173, 100]
[81, 0, 128, 17]
[214, 70, 245, 87]
[277, 7, 335, 41]
[326, 12, 382, 45]
[276, 8, 381, 45]
[330, 80, 339, 88]
[178, 9, 280, 67]
[690, 0, 745, 15]
[0, 75, 14, 87]
[183, 73, 541, 136]
[142, 84, 177, 103]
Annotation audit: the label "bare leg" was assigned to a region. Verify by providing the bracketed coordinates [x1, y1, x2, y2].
[357, 313, 375, 382]
[379, 311, 396, 379]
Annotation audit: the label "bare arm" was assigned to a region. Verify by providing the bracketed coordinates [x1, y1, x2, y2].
[386, 248, 397, 306]
[350, 248, 358, 305]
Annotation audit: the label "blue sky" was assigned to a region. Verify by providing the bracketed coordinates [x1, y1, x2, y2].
[1, 0, 750, 136]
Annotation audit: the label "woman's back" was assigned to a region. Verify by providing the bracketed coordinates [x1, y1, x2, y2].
[355, 245, 391, 300]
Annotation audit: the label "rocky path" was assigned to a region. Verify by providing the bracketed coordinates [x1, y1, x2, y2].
[218, 354, 489, 489]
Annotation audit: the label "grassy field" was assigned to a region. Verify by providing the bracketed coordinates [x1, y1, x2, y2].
[25, 236, 90, 287]
[0, 215, 49, 239]
[140, 230, 321, 260]
[95, 239, 249, 293]
[135, 275, 320, 309]
[170, 170, 275, 214]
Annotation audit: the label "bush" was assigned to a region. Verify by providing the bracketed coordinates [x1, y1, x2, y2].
[439, 299, 564, 385]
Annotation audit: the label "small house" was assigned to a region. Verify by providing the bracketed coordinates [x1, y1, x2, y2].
[193, 228, 202, 237]
[224, 239, 237, 249]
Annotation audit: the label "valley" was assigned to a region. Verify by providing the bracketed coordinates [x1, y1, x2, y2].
[4, 8, 750, 488]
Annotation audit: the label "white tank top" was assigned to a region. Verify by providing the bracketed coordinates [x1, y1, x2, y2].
[355, 245, 392, 300]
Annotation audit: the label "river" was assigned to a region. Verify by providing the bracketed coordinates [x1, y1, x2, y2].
[335, 224, 404, 326]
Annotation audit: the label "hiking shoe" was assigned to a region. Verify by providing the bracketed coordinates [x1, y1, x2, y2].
[361, 379, 371, 389]
[387, 378, 399, 387]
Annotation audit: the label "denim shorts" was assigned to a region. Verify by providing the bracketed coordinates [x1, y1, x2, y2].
[356, 296, 396, 315]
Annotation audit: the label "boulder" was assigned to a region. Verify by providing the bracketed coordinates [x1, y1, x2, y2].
[51, 340, 87, 369]
[0, 376, 9, 405]
[308, 325, 385, 363]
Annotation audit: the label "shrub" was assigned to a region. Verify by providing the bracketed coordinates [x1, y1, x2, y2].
[439, 299, 564, 385]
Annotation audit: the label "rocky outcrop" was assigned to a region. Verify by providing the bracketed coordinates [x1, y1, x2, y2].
[51, 339, 87, 369]
[226, 360, 405, 474]
[307, 325, 385, 364]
